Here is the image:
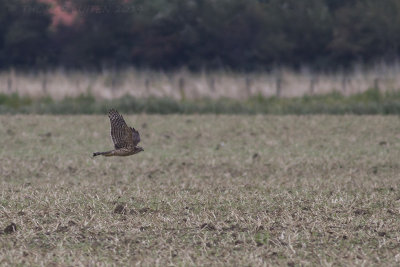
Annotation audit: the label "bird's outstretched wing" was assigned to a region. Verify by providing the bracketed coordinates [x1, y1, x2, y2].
[108, 109, 133, 149]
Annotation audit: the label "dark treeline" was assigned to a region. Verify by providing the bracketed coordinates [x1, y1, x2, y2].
[1, 0, 400, 71]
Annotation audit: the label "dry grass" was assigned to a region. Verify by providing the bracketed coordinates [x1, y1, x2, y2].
[0, 115, 400, 266]
[2, 64, 400, 100]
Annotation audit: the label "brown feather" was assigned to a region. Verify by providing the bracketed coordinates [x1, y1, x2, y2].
[108, 109, 134, 149]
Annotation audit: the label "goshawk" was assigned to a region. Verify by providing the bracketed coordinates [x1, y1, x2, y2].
[93, 109, 144, 157]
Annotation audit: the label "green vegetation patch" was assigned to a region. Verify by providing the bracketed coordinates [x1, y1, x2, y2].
[2, 89, 400, 114]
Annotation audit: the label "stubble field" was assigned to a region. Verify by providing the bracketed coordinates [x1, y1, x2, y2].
[0, 115, 400, 266]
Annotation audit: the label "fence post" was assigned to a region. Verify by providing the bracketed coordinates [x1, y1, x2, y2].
[276, 76, 282, 97]
[208, 77, 215, 92]
[8, 68, 15, 93]
[374, 78, 380, 91]
[179, 77, 185, 100]
[245, 77, 252, 97]
[7, 75, 12, 93]
[111, 73, 117, 92]
[309, 76, 317, 95]
[341, 76, 347, 94]
[42, 72, 47, 94]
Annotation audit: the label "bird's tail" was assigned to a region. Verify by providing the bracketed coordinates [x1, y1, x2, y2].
[93, 151, 113, 157]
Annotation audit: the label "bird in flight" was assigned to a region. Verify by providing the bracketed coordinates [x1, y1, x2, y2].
[93, 109, 144, 157]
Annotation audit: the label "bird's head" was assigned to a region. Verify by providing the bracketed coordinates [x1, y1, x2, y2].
[135, 146, 144, 154]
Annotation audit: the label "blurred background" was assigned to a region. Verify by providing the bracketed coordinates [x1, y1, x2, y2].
[1, 0, 400, 114]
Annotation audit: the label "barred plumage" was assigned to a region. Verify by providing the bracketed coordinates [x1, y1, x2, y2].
[93, 109, 144, 157]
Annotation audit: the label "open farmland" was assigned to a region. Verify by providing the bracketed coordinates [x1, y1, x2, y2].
[0, 115, 400, 266]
